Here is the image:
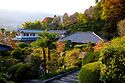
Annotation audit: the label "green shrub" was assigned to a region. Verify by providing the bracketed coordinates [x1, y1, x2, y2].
[82, 51, 100, 65]
[0, 51, 10, 57]
[8, 63, 24, 80]
[15, 64, 39, 81]
[0, 58, 7, 72]
[78, 62, 100, 83]
[11, 49, 23, 59]
[0, 73, 9, 80]
[0, 57, 17, 73]
[65, 48, 80, 67]
[0, 77, 7, 83]
[105, 36, 125, 48]
[25, 55, 41, 69]
[22, 47, 33, 55]
[15, 64, 31, 81]
[5, 58, 17, 68]
[17, 42, 29, 48]
[8, 63, 38, 81]
[74, 43, 94, 52]
[100, 47, 125, 83]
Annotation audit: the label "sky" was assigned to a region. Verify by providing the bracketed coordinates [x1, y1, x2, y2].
[0, 0, 95, 15]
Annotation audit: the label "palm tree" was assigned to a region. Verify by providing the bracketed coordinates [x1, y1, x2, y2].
[31, 38, 48, 74]
[31, 31, 57, 73]
[38, 31, 57, 61]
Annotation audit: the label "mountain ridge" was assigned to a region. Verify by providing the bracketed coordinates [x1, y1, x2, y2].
[0, 9, 54, 30]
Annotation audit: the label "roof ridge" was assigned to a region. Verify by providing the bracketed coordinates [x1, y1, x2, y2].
[92, 32, 103, 41]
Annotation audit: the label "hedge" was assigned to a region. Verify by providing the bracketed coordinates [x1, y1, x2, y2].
[82, 51, 100, 65]
[100, 47, 125, 83]
[78, 62, 100, 83]
[8, 63, 24, 80]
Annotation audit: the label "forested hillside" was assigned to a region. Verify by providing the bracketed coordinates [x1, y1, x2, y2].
[21, 0, 125, 40]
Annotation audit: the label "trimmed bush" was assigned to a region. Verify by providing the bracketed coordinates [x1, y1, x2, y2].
[17, 42, 29, 48]
[8, 63, 39, 81]
[8, 63, 24, 80]
[15, 64, 39, 81]
[78, 62, 100, 83]
[15, 64, 31, 81]
[82, 51, 100, 65]
[11, 49, 23, 59]
[100, 47, 125, 83]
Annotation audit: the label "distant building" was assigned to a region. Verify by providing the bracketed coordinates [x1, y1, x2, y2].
[60, 32, 104, 44]
[13, 29, 67, 42]
[13, 29, 42, 42]
[0, 44, 12, 51]
[48, 30, 67, 38]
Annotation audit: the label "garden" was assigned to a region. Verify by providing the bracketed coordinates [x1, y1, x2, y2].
[0, 31, 88, 83]
[78, 36, 125, 83]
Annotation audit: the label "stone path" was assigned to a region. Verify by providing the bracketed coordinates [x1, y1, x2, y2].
[50, 71, 79, 83]
[24, 71, 79, 83]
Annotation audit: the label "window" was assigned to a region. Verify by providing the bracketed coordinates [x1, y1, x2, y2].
[26, 33, 29, 36]
[24, 33, 29, 36]
[30, 33, 35, 36]
[33, 33, 35, 36]
[24, 33, 26, 36]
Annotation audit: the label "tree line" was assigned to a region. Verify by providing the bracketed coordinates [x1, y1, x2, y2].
[21, 0, 125, 39]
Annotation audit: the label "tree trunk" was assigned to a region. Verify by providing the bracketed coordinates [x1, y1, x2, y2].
[48, 46, 51, 61]
[42, 48, 46, 74]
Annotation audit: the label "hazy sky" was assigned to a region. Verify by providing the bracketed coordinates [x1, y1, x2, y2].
[0, 0, 95, 15]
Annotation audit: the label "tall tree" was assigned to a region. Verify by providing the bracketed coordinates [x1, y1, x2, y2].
[69, 12, 79, 24]
[78, 13, 89, 24]
[31, 37, 48, 74]
[51, 15, 62, 28]
[31, 31, 57, 73]
[101, 0, 125, 22]
[62, 13, 70, 27]
[38, 31, 57, 61]
[34, 20, 42, 29]
[21, 20, 42, 30]
[42, 17, 53, 29]
[22, 21, 33, 29]
[6, 32, 16, 48]
[117, 19, 125, 36]
[100, 0, 125, 38]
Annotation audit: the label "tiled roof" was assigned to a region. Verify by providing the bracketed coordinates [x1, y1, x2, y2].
[13, 37, 39, 41]
[0, 44, 12, 51]
[48, 30, 67, 34]
[18, 29, 67, 34]
[60, 32, 103, 43]
[18, 29, 42, 33]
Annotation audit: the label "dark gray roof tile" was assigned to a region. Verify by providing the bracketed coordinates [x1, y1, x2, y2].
[60, 32, 103, 43]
